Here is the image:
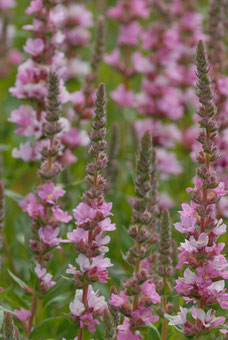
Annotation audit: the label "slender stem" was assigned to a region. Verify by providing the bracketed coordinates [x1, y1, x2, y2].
[162, 272, 167, 340]
[133, 243, 141, 310]
[77, 282, 89, 340]
[26, 295, 38, 337]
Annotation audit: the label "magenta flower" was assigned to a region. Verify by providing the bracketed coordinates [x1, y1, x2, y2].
[38, 225, 61, 247]
[24, 38, 45, 56]
[34, 264, 55, 291]
[14, 308, 31, 323]
[111, 85, 136, 108]
[37, 183, 65, 204]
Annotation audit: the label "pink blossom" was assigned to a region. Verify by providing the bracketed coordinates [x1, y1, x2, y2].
[38, 225, 61, 247]
[104, 49, 121, 68]
[141, 281, 161, 304]
[110, 290, 129, 307]
[73, 201, 112, 226]
[12, 141, 34, 162]
[0, 0, 15, 9]
[117, 318, 141, 340]
[61, 127, 85, 149]
[19, 193, 45, 218]
[108, 0, 149, 21]
[189, 233, 209, 249]
[26, 0, 43, 15]
[131, 306, 159, 324]
[217, 76, 228, 96]
[14, 308, 31, 323]
[70, 286, 107, 332]
[38, 183, 65, 204]
[35, 264, 56, 290]
[52, 206, 72, 223]
[167, 307, 187, 326]
[79, 313, 99, 333]
[111, 85, 136, 108]
[174, 203, 197, 234]
[8, 105, 43, 138]
[157, 149, 182, 179]
[24, 38, 45, 56]
[76, 254, 112, 283]
[8, 49, 24, 65]
[132, 52, 153, 73]
[118, 22, 141, 47]
[192, 307, 225, 328]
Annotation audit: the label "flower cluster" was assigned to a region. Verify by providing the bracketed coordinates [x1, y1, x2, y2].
[9, 0, 71, 163]
[105, 0, 150, 108]
[66, 83, 115, 337]
[135, 1, 204, 183]
[0, 0, 23, 78]
[169, 41, 228, 337]
[19, 73, 72, 292]
[109, 131, 160, 339]
[61, 3, 93, 81]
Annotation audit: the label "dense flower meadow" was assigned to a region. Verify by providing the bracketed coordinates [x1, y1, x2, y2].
[0, 0, 227, 339]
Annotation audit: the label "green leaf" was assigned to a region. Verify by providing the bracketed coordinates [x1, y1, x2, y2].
[5, 189, 23, 203]
[8, 269, 28, 289]
[29, 317, 65, 339]
[148, 323, 161, 340]
[0, 287, 12, 301]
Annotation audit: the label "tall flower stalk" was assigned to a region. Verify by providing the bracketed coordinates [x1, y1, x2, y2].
[158, 209, 173, 340]
[65, 83, 115, 339]
[9, 0, 69, 163]
[167, 41, 228, 337]
[16, 72, 72, 337]
[110, 131, 160, 340]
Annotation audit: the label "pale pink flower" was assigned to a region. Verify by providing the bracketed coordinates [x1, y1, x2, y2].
[141, 281, 161, 304]
[118, 22, 141, 46]
[26, 0, 43, 15]
[109, 290, 129, 307]
[24, 38, 45, 56]
[34, 264, 56, 289]
[38, 183, 65, 204]
[111, 85, 136, 108]
[189, 233, 209, 249]
[167, 307, 187, 326]
[52, 206, 72, 223]
[14, 308, 31, 323]
[38, 225, 61, 247]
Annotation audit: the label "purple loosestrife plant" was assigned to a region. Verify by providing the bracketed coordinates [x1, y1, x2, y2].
[9, 0, 70, 163]
[109, 131, 160, 340]
[60, 2, 93, 82]
[105, 0, 150, 109]
[20, 72, 72, 290]
[15, 72, 72, 337]
[167, 41, 228, 337]
[65, 83, 115, 340]
[70, 16, 105, 121]
[157, 209, 174, 340]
